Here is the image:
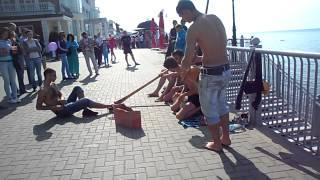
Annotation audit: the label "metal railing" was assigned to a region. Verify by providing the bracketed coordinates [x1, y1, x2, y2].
[226, 46, 320, 155]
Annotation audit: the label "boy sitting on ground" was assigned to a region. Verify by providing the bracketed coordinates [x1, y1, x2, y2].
[148, 50, 184, 102]
[163, 57, 201, 120]
[36, 68, 111, 117]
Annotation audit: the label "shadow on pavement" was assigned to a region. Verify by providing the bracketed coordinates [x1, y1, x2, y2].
[126, 66, 138, 72]
[220, 146, 271, 180]
[188, 126, 210, 149]
[0, 91, 37, 119]
[255, 126, 320, 179]
[189, 126, 270, 179]
[33, 113, 110, 141]
[57, 78, 77, 87]
[115, 125, 145, 139]
[79, 75, 98, 85]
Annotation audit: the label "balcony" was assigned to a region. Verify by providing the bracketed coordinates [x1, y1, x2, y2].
[0, 2, 56, 17]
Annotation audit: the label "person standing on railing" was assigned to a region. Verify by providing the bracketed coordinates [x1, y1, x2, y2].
[176, 0, 231, 152]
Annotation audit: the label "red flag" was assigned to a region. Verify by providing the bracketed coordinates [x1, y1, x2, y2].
[158, 11, 165, 49]
[150, 18, 156, 48]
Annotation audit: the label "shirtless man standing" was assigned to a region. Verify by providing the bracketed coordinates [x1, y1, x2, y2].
[36, 68, 111, 118]
[176, 0, 231, 152]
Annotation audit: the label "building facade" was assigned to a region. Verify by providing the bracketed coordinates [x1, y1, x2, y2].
[0, 0, 108, 45]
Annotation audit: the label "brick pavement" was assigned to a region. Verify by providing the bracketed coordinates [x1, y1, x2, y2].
[0, 49, 319, 180]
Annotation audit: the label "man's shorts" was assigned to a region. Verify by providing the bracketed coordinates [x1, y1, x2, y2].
[123, 47, 132, 54]
[198, 69, 231, 125]
[187, 94, 201, 107]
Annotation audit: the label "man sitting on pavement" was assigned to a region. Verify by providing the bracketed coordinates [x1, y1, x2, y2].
[36, 68, 111, 118]
[163, 57, 201, 120]
[148, 50, 184, 102]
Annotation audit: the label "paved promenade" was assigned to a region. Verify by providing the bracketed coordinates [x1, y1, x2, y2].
[0, 49, 319, 180]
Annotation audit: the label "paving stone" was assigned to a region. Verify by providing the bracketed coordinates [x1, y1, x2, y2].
[0, 49, 319, 179]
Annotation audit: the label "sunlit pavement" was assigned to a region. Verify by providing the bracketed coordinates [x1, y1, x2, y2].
[0, 49, 319, 180]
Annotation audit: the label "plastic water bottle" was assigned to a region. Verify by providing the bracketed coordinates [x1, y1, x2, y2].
[229, 124, 246, 133]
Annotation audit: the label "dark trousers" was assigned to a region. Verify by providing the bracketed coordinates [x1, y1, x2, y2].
[25, 57, 32, 85]
[94, 46, 103, 66]
[165, 40, 175, 58]
[13, 55, 26, 93]
[56, 86, 94, 117]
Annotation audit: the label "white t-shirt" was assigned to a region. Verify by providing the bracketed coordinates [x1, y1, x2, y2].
[26, 40, 40, 59]
[96, 37, 103, 46]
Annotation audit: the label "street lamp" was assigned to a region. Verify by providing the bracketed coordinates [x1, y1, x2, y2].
[232, 0, 237, 46]
[205, 0, 210, 14]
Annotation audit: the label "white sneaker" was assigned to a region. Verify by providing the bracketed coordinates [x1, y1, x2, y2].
[8, 98, 21, 104]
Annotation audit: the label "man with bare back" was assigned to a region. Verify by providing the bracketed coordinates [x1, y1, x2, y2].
[36, 68, 111, 118]
[176, 0, 231, 152]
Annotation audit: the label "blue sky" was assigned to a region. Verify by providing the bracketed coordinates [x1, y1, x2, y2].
[96, 0, 320, 36]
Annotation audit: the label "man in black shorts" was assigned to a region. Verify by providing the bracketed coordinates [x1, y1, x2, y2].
[121, 31, 140, 67]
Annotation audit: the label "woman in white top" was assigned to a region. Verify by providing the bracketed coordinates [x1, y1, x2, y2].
[22, 30, 43, 91]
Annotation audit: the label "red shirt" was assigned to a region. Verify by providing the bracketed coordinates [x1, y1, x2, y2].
[109, 37, 116, 48]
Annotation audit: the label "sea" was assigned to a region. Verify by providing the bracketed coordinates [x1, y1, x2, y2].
[241, 28, 320, 95]
[241, 28, 320, 53]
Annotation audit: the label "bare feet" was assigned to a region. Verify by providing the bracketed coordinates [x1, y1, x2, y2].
[105, 105, 113, 111]
[155, 97, 164, 102]
[205, 141, 223, 152]
[148, 93, 159, 97]
[221, 136, 231, 146]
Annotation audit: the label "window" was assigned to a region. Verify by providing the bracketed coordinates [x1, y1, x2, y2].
[25, 0, 35, 3]
[3, 0, 15, 11]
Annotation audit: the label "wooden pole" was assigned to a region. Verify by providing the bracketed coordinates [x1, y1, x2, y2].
[114, 75, 161, 104]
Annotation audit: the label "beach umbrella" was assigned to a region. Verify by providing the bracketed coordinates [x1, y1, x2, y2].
[150, 18, 156, 48]
[158, 10, 165, 49]
[137, 21, 158, 30]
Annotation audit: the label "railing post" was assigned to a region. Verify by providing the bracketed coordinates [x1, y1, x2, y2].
[248, 38, 263, 126]
[311, 97, 320, 155]
[276, 64, 281, 97]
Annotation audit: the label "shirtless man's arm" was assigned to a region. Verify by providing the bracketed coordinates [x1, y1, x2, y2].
[181, 25, 197, 70]
[36, 89, 63, 111]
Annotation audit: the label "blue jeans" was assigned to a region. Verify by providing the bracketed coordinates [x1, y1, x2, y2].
[103, 50, 109, 64]
[60, 53, 72, 78]
[56, 86, 95, 117]
[198, 70, 231, 125]
[0, 61, 18, 99]
[27, 57, 42, 89]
